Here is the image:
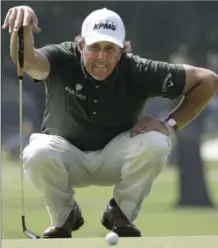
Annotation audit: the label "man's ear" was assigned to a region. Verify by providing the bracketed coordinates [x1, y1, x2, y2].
[117, 48, 124, 61]
[78, 39, 85, 53]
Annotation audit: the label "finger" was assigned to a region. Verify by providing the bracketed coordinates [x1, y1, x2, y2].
[22, 10, 40, 32]
[131, 130, 143, 137]
[8, 8, 17, 33]
[132, 124, 144, 132]
[13, 9, 24, 32]
[131, 126, 145, 136]
[23, 10, 41, 33]
[23, 9, 32, 26]
[2, 9, 12, 29]
[32, 25, 41, 33]
[131, 128, 144, 137]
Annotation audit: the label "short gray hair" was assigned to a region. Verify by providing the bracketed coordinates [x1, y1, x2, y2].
[74, 35, 132, 53]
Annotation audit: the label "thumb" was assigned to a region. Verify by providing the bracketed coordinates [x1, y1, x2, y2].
[32, 25, 41, 33]
[131, 127, 143, 137]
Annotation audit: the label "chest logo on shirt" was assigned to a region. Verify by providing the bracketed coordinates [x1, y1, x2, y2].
[65, 85, 86, 100]
[75, 84, 83, 91]
[162, 72, 174, 92]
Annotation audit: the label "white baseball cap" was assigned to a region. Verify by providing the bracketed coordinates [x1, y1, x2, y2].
[81, 8, 125, 48]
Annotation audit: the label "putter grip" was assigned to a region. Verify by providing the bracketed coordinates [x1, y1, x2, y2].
[17, 26, 24, 77]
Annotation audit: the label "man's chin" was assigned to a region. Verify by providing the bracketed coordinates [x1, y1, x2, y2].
[91, 73, 109, 81]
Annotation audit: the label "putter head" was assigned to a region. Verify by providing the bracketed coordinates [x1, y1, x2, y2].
[24, 229, 41, 239]
[22, 216, 41, 239]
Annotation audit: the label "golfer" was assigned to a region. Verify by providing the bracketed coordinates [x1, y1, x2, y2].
[2, 6, 218, 238]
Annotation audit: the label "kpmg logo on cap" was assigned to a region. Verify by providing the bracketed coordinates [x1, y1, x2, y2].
[93, 20, 116, 31]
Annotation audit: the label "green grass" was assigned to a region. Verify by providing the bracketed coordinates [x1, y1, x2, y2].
[2, 159, 218, 240]
[3, 236, 218, 248]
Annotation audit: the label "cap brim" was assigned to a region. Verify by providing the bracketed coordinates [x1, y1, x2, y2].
[84, 33, 124, 48]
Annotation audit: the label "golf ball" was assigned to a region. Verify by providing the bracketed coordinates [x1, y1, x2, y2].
[105, 232, 119, 245]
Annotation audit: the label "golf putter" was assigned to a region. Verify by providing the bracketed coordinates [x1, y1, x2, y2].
[17, 26, 41, 239]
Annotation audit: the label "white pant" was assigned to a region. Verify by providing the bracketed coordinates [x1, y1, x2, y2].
[23, 130, 174, 227]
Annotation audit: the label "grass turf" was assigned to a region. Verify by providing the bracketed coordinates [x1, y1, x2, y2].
[2, 158, 218, 240]
[3, 236, 218, 248]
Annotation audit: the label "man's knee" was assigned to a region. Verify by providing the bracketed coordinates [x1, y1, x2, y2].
[23, 143, 53, 176]
[127, 131, 171, 158]
[23, 133, 68, 178]
[121, 131, 171, 182]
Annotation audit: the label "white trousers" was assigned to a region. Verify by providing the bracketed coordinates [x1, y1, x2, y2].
[23, 130, 174, 227]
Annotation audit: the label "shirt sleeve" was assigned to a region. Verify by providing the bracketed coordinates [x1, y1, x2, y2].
[129, 55, 186, 99]
[38, 42, 74, 79]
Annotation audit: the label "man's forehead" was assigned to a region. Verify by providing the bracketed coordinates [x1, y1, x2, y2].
[88, 41, 119, 47]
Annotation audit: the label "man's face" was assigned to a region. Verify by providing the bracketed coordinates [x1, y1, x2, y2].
[80, 40, 122, 81]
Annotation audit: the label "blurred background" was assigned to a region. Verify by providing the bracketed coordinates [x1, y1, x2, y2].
[1, 1, 218, 239]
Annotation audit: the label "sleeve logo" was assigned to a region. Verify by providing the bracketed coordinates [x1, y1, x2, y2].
[162, 72, 174, 92]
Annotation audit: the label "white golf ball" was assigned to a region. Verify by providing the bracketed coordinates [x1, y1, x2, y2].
[105, 232, 119, 245]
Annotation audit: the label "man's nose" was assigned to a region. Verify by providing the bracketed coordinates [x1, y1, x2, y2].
[97, 48, 107, 60]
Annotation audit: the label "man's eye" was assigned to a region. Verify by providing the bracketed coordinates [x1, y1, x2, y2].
[106, 46, 115, 52]
[89, 44, 100, 51]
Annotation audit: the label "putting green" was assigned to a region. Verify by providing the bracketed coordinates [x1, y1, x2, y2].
[3, 236, 218, 248]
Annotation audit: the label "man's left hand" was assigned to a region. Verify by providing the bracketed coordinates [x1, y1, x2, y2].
[131, 116, 169, 137]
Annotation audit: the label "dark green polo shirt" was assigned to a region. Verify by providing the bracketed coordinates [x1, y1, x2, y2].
[39, 41, 186, 151]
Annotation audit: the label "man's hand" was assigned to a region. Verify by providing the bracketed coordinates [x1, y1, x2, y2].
[131, 116, 169, 137]
[2, 5, 41, 33]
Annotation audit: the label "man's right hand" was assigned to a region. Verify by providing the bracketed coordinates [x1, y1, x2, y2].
[2, 5, 41, 33]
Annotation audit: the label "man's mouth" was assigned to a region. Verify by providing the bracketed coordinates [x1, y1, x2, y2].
[95, 64, 107, 68]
